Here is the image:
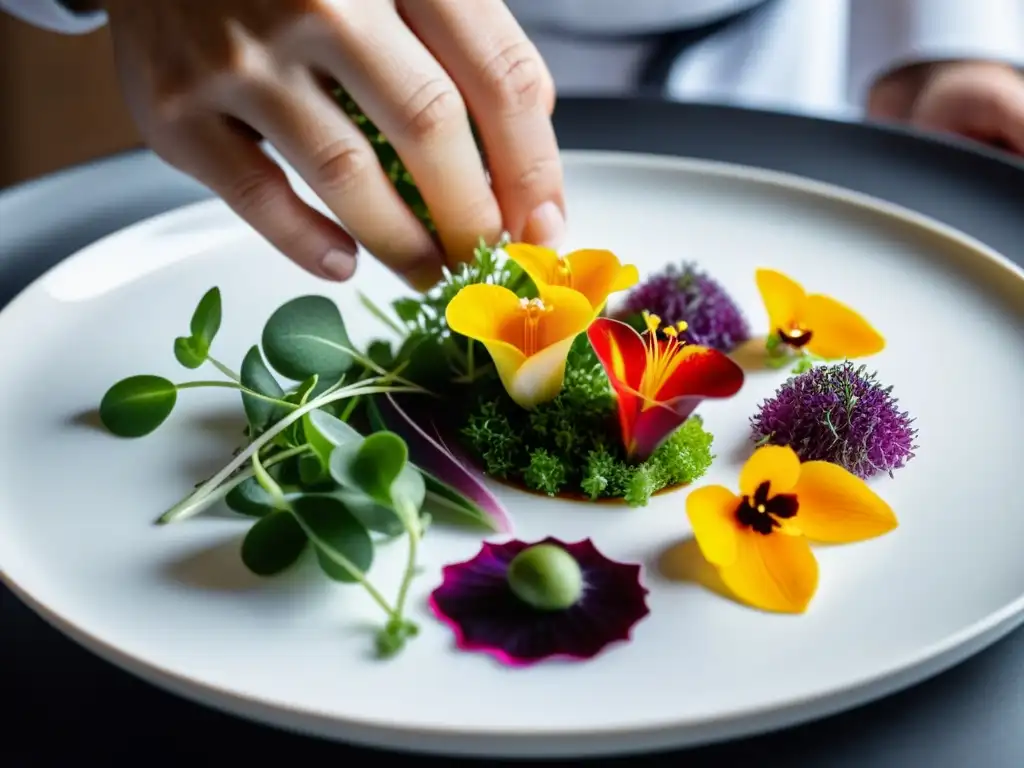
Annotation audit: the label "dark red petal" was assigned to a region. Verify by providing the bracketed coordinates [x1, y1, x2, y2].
[587, 318, 647, 391]
[654, 346, 745, 402]
[620, 348, 744, 461]
[588, 318, 649, 452]
[629, 403, 694, 461]
[428, 537, 650, 667]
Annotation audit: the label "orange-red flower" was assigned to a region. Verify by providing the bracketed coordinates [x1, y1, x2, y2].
[588, 312, 745, 461]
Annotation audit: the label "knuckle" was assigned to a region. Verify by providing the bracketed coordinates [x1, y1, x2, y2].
[509, 154, 563, 199]
[227, 169, 287, 216]
[310, 140, 375, 195]
[400, 79, 467, 142]
[149, 88, 196, 129]
[481, 40, 546, 113]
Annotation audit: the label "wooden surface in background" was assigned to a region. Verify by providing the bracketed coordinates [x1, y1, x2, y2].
[0, 13, 141, 189]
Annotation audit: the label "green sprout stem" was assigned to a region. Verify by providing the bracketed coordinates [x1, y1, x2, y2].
[178, 444, 311, 519]
[285, 504, 398, 619]
[206, 355, 240, 383]
[251, 449, 287, 510]
[334, 342, 423, 392]
[157, 380, 426, 524]
[338, 395, 361, 422]
[393, 502, 421, 618]
[357, 291, 407, 338]
[175, 380, 296, 410]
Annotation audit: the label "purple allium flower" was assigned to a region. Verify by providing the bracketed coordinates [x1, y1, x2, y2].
[749, 362, 918, 479]
[429, 537, 649, 666]
[619, 263, 750, 352]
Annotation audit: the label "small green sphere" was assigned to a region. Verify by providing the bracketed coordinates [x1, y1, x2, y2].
[507, 544, 584, 611]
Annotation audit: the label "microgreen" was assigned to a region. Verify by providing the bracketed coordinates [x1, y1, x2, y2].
[98, 285, 507, 659]
[173, 286, 222, 366]
[240, 511, 307, 576]
[240, 345, 286, 435]
[261, 295, 354, 395]
[99, 375, 178, 437]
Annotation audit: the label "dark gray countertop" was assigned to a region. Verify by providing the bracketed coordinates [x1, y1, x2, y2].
[3, 99, 1023, 766]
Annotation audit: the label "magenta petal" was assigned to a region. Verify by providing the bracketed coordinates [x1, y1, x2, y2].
[428, 537, 650, 667]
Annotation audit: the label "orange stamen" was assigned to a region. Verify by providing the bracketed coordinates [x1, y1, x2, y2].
[638, 311, 690, 401]
[519, 297, 551, 356]
[553, 256, 574, 289]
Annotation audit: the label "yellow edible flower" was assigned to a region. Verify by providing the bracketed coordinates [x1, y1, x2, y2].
[445, 283, 592, 409]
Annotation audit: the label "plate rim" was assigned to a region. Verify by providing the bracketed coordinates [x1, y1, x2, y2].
[2, 148, 1023, 757]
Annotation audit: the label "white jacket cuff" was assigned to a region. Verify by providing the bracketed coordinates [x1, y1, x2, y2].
[0, 0, 106, 34]
[848, 0, 1024, 107]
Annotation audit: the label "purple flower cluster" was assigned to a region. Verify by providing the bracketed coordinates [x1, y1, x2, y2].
[619, 263, 750, 352]
[750, 362, 918, 479]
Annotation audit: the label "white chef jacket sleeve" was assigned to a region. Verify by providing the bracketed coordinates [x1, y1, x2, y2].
[0, 0, 105, 34]
[848, 0, 1024, 107]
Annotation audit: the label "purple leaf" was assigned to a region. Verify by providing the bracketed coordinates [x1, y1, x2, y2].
[375, 394, 513, 534]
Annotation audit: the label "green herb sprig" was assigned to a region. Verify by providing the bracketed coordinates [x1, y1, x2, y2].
[97, 287, 475, 658]
[357, 235, 535, 391]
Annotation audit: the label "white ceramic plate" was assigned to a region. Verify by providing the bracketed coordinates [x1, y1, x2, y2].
[1, 151, 1022, 759]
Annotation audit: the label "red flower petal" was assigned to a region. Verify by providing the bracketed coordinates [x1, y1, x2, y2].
[630, 400, 705, 460]
[655, 346, 746, 402]
[589, 320, 745, 461]
[587, 318, 646, 391]
[588, 318, 648, 450]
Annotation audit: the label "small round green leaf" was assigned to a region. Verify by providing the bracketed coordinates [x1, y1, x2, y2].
[99, 375, 178, 437]
[261, 295, 353, 383]
[390, 464, 426, 526]
[291, 496, 373, 583]
[336, 488, 404, 537]
[190, 286, 222, 347]
[239, 345, 285, 434]
[225, 476, 277, 518]
[240, 511, 308, 576]
[173, 336, 206, 369]
[330, 431, 408, 504]
[298, 453, 327, 485]
[304, 408, 362, 465]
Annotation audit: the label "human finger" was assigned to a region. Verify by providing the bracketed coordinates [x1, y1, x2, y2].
[150, 115, 362, 281]
[399, 0, 565, 247]
[220, 68, 445, 290]
[308, 4, 502, 267]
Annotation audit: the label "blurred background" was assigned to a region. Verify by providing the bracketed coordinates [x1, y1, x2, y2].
[0, 12, 137, 187]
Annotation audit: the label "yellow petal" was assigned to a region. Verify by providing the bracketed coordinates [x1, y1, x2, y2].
[506, 335, 575, 409]
[803, 294, 885, 359]
[755, 268, 807, 332]
[445, 284, 524, 346]
[537, 284, 594, 348]
[503, 243, 559, 287]
[686, 485, 741, 566]
[482, 341, 529, 406]
[563, 248, 639, 310]
[739, 445, 801, 498]
[792, 461, 898, 543]
[612, 263, 641, 292]
[719, 530, 819, 614]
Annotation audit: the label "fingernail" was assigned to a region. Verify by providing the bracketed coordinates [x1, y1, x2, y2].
[320, 247, 356, 281]
[523, 201, 565, 248]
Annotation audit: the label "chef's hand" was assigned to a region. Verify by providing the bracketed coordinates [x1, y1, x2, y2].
[100, 0, 562, 290]
[868, 60, 1024, 155]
